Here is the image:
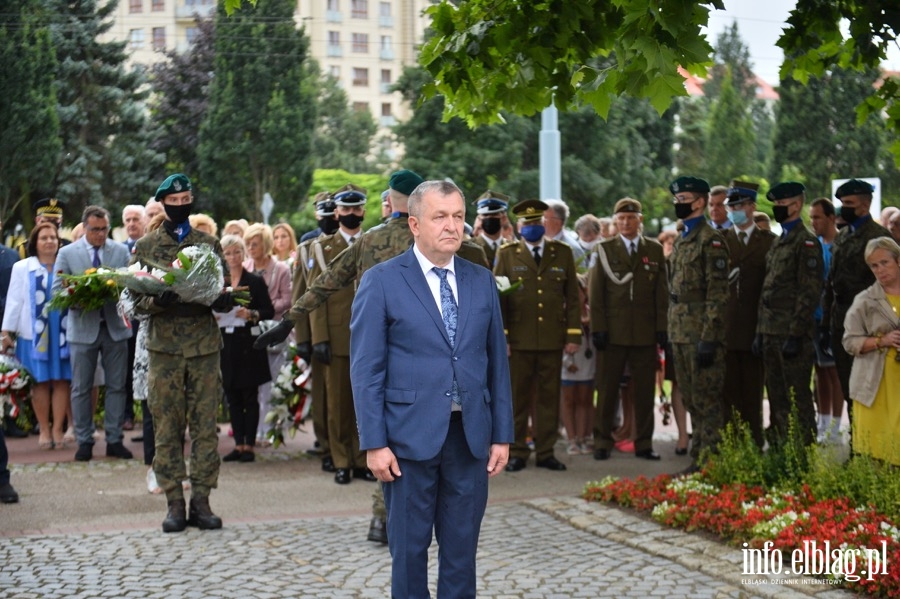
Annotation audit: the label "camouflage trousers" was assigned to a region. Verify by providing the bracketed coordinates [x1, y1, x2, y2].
[372, 483, 386, 520]
[672, 342, 726, 463]
[762, 334, 816, 444]
[147, 350, 222, 502]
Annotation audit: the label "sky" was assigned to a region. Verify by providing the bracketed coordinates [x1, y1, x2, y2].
[703, 0, 900, 86]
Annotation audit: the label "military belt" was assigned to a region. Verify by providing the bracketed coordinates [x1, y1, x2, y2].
[167, 303, 210, 317]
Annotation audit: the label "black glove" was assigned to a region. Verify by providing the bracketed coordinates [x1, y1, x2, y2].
[295, 341, 312, 364]
[252, 318, 293, 350]
[656, 331, 668, 347]
[751, 334, 763, 357]
[312, 342, 332, 365]
[696, 340, 717, 369]
[781, 335, 802, 359]
[210, 292, 234, 312]
[591, 331, 609, 351]
[153, 290, 179, 308]
[817, 326, 831, 352]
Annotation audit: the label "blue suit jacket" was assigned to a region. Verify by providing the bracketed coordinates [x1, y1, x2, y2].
[350, 247, 514, 461]
[54, 237, 132, 343]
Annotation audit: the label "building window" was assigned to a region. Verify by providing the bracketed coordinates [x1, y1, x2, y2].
[186, 27, 198, 46]
[352, 33, 368, 53]
[129, 0, 142, 13]
[379, 2, 393, 27]
[128, 28, 145, 50]
[326, 0, 341, 22]
[352, 68, 369, 87]
[380, 69, 392, 93]
[327, 0, 339, 9]
[151, 0, 164, 11]
[152, 27, 166, 51]
[380, 35, 393, 59]
[329, 65, 341, 79]
[380, 103, 395, 126]
[353, 102, 369, 113]
[327, 31, 342, 57]
[351, 0, 368, 19]
[381, 103, 392, 117]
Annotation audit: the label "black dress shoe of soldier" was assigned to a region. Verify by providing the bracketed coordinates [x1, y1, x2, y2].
[593, 448, 611, 461]
[535, 456, 567, 471]
[504, 457, 527, 472]
[162, 499, 187, 533]
[367, 517, 388, 544]
[353, 468, 377, 482]
[635, 449, 661, 460]
[334, 468, 351, 485]
[321, 456, 336, 472]
[188, 496, 222, 530]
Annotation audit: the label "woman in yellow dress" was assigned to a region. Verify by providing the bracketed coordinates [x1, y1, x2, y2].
[842, 237, 900, 464]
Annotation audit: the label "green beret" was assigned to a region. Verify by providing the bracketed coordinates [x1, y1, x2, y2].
[389, 169, 424, 196]
[613, 198, 642, 214]
[767, 182, 805, 202]
[835, 178, 875, 199]
[512, 199, 548, 223]
[669, 176, 710, 195]
[155, 174, 192, 202]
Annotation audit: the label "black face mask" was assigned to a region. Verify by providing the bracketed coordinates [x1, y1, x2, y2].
[674, 202, 695, 220]
[319, 217, 340, 235]
[839, 205, 858, 224]
[772, 205, 791, 224]
[163, 203, 192, 224]
[338, 213, 364, 230]
[481, 217, 502, 235]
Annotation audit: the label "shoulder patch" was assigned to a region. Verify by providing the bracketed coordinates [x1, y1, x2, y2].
[804, 240, 816, 247]
[714, 258, 727, 270]
[807, 258, 818, 268]
[711, 240, 723, 248]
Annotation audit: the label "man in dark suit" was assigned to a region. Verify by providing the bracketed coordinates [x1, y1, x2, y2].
[722, 182, 776, 447]
[589, 198, 668, 460]
[350, 180, 513, 599]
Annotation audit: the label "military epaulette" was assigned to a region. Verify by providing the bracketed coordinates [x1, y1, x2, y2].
[566, 328, 582, 335]
[499, 239, 517, 248]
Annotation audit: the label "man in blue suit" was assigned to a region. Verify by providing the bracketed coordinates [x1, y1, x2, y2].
[350, 180, 514, 599]
[55, 206, 133, 461]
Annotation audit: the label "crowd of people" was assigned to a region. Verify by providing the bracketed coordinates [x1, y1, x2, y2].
[1, 172, 899, 539]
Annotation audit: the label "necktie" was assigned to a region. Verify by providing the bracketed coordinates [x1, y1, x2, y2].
[433, 267, 460, 405]
[348, 236, 355, 244]
[532, 246, 541, 265]
[92, 246, 101, 267]
[717, 224, 724, 230]
[629, 240, 636, 256]
[738, 231, 748, 245]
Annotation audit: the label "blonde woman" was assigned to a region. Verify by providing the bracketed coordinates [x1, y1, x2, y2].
[272, 223, 298, 267]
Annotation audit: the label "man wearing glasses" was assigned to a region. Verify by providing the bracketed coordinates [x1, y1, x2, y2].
[668, 177, 730, 474]
[54, 206, 133, 462]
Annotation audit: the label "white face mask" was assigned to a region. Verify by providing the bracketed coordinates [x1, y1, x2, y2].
[580, 238, 600, 251]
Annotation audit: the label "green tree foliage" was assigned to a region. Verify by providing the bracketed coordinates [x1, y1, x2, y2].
[150, 17, 216, 182]
[49, 0, 163, 213]
[704, 73, 755, 186]
[198, 0, 316, 223]
[771, 67, 899, 198]
[309, 67, 378, 173]
[0, 0, 60, 224]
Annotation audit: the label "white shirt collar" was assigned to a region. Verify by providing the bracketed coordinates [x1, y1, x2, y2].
[413, 243, 456, 277]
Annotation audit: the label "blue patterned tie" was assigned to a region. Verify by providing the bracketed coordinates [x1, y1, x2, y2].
[92, 246, 101, 267]
[433, 267, 460, 405]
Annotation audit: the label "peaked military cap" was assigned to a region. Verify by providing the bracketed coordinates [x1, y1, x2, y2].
[767, 182, 805, 202]
[725, 180, 759, 205]
[669, 176, 710, 195]
[388, 169, 424, 196]
[473, 190, 510, 215]
[33, 197, 65, 217]
[155, 174, 192, 202]
[835, 179, 875, 199]
[313, 192, 335, 217]
[613, 198, 642, 214]
[333, 183, 368, 207]
[512, 199, 548, 224]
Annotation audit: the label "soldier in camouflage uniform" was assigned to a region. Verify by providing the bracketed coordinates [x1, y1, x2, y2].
[667, 176, 730, 472]
[755, 182, 823, 444]
[821, 179, 890, 438]
[470, 190, 511, 267]
[290, 193, 339, 473]
[132, 174, 232, 533]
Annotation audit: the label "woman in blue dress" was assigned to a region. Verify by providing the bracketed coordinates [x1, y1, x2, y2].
[1, 223, 71, 449]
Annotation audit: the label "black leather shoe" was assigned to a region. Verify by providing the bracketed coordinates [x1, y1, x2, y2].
[321, 456, 336, 472]
[0, 482, 19, 504]
[536, 456, 567, 471]
[635, 449, 661, 460]
[334, 468, 351, 484]
[593, 448, 611, 460]
[353, 467, 377, 482]
[504, 457, 527, 472]
[674, 447, 688, 456]
[367, 517, 388, 544]
[188, 496, 222, 530]
[105, 442, 134, 459]
[162, 499, 187, 533]
[222, 449, 242, 462]
[74, 443, 93, 462]
[239, 451, 255, 463]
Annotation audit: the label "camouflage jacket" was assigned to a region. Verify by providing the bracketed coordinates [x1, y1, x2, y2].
[667, 220, 730, 345]
[757, 222, 823, 338]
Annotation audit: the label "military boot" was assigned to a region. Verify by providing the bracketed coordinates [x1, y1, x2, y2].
[162, 499, 187, 533]
[188, 495, 223, 530]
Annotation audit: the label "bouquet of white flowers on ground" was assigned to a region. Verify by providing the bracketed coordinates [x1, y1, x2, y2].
[115, 244, 225, 306]
[265, 343, 312, 448]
